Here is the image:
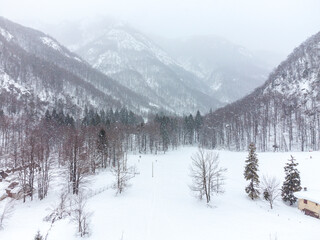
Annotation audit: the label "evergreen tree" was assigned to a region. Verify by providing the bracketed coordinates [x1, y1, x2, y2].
[57, 110, 66, 125]
[100, 109, 106, 123]
[281, 155, 302, 205]
[159, 116, 170, 152]
[108, 108, 115, 123]
[34, 231, 43, 240]
[183, 114, 195, 144]
[45, 109, 51, 121]
[88, 108, 95, 125]
[114, 109, 120, 122]
[52, 109, 58, 121]
[120, 108, 128, 124]
[64, 114, 73, 127]
[93, 112, 101, 126]
[128, 111, 136, 125]
[244, 143, 260, 200]
[194, 110, 203, 130]
[97, 128, 108, 168]
[194, 110, 203, 142]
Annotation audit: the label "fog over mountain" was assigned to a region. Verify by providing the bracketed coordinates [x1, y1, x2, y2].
[1, 0, 319, 107]
[40, 20, 222, 112]
[154, 35, 271, 102]
[204, 30, 320, 151]
[31, 19, 270, 105]
[1, 1, 320, 240]
[1, 0, 320, 57]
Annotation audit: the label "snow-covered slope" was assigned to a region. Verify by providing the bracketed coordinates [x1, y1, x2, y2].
[73, 22, 221, 114]
[205, 31, 320, 151]
[261, 33, 320, 110]
[0, 147, 319, 240]
[0, 17, 158, 117]
[156, 36, 271, 103]
[38, 19, 274, 111]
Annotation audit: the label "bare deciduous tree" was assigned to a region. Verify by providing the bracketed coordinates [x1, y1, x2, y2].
[261, 175, 281, 209]
[63, 129, 90, 195]
[189, 148, 227, 204]
[71, 193, 92, 237]
[44, 192, 70, 223]
[111, 143, 136, 194]
[36, 129, 52, 200]
[44, 192, 72, 239]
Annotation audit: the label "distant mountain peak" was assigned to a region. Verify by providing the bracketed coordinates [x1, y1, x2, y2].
[0, 16, 160, 117]
[73, 20, 221, 114]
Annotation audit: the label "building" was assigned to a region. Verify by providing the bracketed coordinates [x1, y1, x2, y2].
[295, 190, 320, 218]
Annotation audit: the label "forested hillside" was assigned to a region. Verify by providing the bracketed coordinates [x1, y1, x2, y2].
[199, 32, 320, 151]
[0, 17, 158, 118]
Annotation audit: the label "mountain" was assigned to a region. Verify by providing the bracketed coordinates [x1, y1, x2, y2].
[203, 31, 320, 151]
[66, 21, 221, 114]
[155, 36, 271, 103]
[37, 18, 275, 110]
[0, 17, 159, 117]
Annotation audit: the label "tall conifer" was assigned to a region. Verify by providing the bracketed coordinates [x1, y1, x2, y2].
[281, 155, 302, 205]
[244, 143, 260, 200]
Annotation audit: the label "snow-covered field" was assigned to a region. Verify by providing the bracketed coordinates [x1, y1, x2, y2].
[1, 147, 320, 240]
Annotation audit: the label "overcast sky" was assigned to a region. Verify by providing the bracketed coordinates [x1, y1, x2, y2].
[1, 0, 320, 57]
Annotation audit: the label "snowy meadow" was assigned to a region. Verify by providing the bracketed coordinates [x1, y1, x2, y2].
[0, 147, 319, 240]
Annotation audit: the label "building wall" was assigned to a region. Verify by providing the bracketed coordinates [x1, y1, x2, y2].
[298, 199, 320, 217]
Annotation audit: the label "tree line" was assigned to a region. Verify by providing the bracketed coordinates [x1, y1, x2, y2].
[0, 107, 206, 202]
[199, 92, 320, 152]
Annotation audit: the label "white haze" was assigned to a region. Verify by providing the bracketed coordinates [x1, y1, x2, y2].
[0, 0, 320, 58]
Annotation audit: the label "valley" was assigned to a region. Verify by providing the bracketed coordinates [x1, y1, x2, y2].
[0, 147, 319, 240]
[0, 3, 319, 239]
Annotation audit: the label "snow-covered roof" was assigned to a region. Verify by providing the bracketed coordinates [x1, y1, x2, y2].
[294, 190, 320, 204]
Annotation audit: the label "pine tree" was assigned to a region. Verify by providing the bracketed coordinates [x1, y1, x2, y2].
[97, 128, 108, 168]
[159, 116, 170, 152]
[44, 109, 51, 121]
[281, 155, 302, 205]
[34, 231, 43, 240]
[194, 110, 203, 142]
[244, 143, 260, 200]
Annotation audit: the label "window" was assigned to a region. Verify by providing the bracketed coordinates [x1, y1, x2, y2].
[304, 199, 308, 204]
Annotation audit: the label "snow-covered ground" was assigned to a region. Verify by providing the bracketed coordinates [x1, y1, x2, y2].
[1, 147, 319, 240]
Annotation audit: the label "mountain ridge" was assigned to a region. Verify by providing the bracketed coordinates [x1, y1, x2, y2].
[203, 30, 320, 151]
[0, 16, 164, 117]
[154, 35, 271, 103]
[74, 21, 222, 114]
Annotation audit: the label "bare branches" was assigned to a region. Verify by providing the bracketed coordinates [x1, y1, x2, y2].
[189, 148, 227, 204]
[44, 191, 93, 238]
[261, 175, 281, 209]
[71, 193, 92, 237]
[63, 129, 90, 195]
[44, 192, 70, 223]
[111, 147, 136, 194]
